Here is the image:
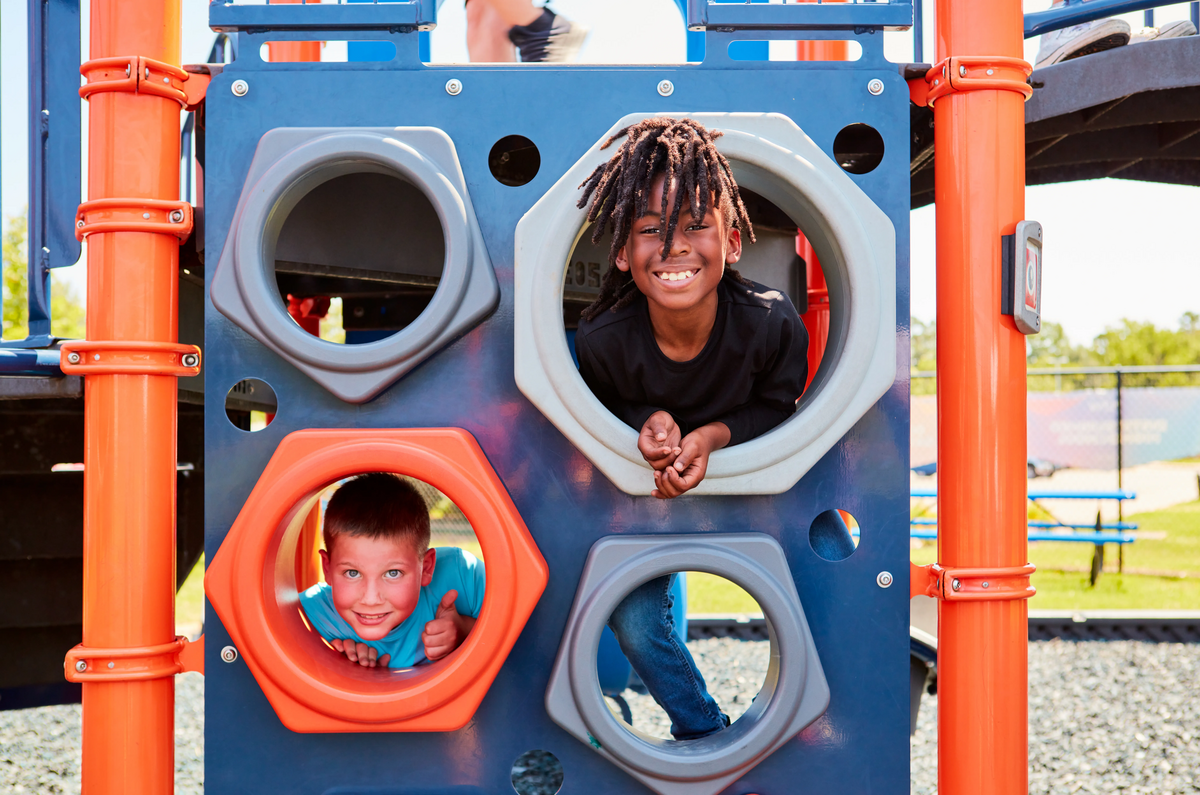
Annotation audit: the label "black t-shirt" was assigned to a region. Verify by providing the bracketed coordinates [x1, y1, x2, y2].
[575, 279, 809, 446]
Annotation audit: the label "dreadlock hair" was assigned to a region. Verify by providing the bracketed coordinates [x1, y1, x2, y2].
[576, 117, 755, 322]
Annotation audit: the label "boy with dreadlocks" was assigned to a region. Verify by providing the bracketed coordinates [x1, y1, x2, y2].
[574, 117, 808, 739]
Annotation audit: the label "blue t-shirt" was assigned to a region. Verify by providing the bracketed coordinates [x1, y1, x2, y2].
[299, 546, 485, 668]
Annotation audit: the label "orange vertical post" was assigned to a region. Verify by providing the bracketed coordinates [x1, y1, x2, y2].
[267, 0, 322, 62]
[933, 0, 1030, 792]
[797, 235, 830, 391]
[77, 0, 185, 792]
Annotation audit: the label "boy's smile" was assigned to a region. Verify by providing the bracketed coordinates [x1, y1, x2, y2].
[319, 534, 436, 641]
[616, 174, 741, 312]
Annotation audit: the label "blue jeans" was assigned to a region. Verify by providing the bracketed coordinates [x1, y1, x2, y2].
[607, 574, 729, 741]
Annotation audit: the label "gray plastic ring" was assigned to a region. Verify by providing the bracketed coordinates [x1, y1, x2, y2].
[232, 131, 472, 372]
[566, 543, 806, 781]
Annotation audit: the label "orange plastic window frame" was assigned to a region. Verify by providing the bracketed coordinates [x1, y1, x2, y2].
[204, 428, 548, 733]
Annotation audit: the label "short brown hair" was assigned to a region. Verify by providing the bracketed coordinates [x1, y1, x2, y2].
[322, 473, 431, 554]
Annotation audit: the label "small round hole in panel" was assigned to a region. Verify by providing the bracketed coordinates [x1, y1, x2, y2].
[809, 509, 860, 561]
[489, 135, 541, 187]
[832, 123, 885, 175]
[225, 378, 277, 432]
[511, 749, 563, 795]
[598, 572, 768, 742]
[273, 172, 446, 345]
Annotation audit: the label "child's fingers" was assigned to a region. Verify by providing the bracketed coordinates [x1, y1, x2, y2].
[330, 638, 345, 653]
[378, 654, 390, 667]
[436, 590, 459, 617]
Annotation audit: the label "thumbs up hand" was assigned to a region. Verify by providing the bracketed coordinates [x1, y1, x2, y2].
[423, 590, 474, 661]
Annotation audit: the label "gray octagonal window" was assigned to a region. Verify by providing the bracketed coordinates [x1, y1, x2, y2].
[514, 112, 896, 495]
[211, 127, 499, 403]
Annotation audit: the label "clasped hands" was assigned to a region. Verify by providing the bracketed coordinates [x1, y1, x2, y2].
[638, 411, 731, 499]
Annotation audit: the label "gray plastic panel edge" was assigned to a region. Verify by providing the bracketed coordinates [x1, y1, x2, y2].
[210, 127, 499, 403]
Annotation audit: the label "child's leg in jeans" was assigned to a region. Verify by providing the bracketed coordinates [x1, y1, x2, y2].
[606, 574, 729, 740]
[809, 509, 857, 560]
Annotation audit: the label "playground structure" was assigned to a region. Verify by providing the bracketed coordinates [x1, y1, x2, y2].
[2, 0, 1200, 793]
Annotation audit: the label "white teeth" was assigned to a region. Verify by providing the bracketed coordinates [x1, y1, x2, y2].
[658, 270, 694, 282]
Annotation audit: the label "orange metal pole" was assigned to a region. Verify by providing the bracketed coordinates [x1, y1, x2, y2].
[267, 0, 321, 62]
[933, 0, 1029, 792]
[80, 0, 183, 792]
[797, 235, 830, 391]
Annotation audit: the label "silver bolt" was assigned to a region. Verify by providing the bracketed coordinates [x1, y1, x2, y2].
[959, 64, 967, 77]
[142, 212, 151, 219]
[74, 660, 87, 673]
[221, 646, 238, 664]
[169, 209, 185, 223]
[231, 79, 249, 97]
[93, 353, 100, 361]
[163, 76, 170, 84]
[77, 220, 85, 229]
[444, 78, 463, 96]
[107, 661, 115, 669]
[182, 353, 199, 368]
[876, 571, 893, 589]
[982, 581, 990, 589]
[657, 79, 675, 97]
[867, 78, 884, 96]
[951, 578, 962, 591]
[66, 352, 81, 365]
[986, 68, 994, 76]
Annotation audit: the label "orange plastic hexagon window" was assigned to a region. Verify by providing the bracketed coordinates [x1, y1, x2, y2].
[205, 428, 548, 733]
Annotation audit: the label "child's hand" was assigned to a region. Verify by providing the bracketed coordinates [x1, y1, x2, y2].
[639, 411, 682, 471]
[652, 422, 731, 499]
[330, 638, 390, 668]
[422, 590, 476, 661]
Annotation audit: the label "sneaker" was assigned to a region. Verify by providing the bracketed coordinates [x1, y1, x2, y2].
[1130, 19, 1197, 44]
[508, 8, 590, 63]
[1034, 17, 1131, 68]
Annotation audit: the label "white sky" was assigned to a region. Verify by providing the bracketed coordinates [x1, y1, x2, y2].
[3, 0, 1198, 344]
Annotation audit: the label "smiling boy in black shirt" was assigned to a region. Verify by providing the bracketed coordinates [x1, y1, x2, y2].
[572, 117, 808, 740]
[575, 117, 808, 499]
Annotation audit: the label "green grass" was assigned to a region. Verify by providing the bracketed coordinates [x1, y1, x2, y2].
[910, 500, 1200, 610]
[687, 573, 761, 615]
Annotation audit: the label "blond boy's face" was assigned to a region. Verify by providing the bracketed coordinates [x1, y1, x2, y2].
[319, 534, 435, 641]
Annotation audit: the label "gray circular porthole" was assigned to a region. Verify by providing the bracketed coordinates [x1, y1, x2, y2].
[545, 534, 829, 795]
[211, 127, 499, 403]
[515, 112, 896, 495]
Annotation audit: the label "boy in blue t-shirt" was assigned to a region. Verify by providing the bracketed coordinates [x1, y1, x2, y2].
[299, 473, 485, 668]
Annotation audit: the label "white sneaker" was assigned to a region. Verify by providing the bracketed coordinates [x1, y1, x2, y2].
[1130, 19, 1197, 44]
[1035, 17, 1131, 68]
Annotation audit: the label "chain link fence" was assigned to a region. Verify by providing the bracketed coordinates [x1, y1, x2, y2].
[912, 366, 1200, 481]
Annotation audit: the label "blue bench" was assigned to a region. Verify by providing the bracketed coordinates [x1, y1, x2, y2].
[910, 489, 1140, 584]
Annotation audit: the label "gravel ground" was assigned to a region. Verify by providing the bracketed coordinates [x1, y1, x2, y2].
[912, 639, 1200, 794]
[5, 641, 1199, 793]
[0, 672, 205, 795]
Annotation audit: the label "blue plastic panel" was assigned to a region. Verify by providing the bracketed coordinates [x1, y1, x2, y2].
[203, 34, 910, 794]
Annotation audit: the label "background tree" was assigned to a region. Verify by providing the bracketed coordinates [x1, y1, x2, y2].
[2, 210, 86, 340]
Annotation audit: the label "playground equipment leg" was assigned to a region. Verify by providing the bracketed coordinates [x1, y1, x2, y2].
[79, 0, 184, 792]
[934, 0, 1031, 792]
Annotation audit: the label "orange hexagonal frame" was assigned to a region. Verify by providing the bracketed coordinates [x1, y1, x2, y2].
[205, 428, 548, 733]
